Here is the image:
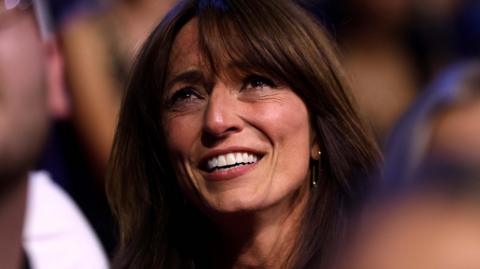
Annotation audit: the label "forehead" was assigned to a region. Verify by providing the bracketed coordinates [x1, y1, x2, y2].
[166, 17, 261, 84]
[169, 19, 200, 75]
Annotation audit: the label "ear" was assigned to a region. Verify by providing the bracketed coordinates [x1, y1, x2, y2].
[44, 39, 70, 120]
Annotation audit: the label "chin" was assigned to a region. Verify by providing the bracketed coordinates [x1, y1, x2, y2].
[203, 193, 268, 215]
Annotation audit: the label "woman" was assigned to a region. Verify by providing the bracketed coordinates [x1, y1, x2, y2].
[107, 0, 380, 268]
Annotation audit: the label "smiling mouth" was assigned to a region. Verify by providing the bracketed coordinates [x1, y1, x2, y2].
[204, 152, 260, 172]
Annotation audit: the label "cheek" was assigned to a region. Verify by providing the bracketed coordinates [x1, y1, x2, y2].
[165, 114, 202, 156]
[250, 94, 312, 183]
[252, 95, 311, 147]
[0, 21, 45, 88]
[275, 104, 311, 178]
[164, 115, 203, 196]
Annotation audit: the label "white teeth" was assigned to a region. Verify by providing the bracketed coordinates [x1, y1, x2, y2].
[218, 155, 227, 167]
[206, 152, 259, 170]
[226, 153, 236, 165]
[235, 153, 243, 163]
[208, 158, 218, 169]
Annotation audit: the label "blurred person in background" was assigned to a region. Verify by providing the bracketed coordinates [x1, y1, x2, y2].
[314, 0, 421, 143]
[336, 161, 480, 269]
[308, 0, 478, 145]
[35, 0, 176, 254]
[383, 61, 480, 186]
[0, 0, 108, 268]
[332, 61, 480, 269]
[334, 62, 480, 269]
[59, 0, 177, 180]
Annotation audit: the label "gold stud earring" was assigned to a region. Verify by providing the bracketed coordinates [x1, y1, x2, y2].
[311, 144, 321, 161]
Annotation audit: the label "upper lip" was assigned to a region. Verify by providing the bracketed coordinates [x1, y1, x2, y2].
[198, 147, 264, 171]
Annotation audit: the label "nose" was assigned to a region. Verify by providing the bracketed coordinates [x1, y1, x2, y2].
[202, 83, 243, 142]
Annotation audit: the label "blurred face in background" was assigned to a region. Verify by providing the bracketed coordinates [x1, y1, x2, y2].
[429, 99, 480, 165]
[0, 2, 50, 179]
[338, 191, 480, 269]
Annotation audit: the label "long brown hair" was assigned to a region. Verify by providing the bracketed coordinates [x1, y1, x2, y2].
[107, 0, 380, 268]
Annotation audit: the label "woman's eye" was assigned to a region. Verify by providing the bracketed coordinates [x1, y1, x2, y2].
[243, 75, 277, 91]
[167, 87, 204, 108]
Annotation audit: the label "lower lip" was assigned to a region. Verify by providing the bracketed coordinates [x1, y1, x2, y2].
[204, 161, 258, 182]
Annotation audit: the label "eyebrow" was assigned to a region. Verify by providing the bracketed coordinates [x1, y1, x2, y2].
[165, 70, 205, 91]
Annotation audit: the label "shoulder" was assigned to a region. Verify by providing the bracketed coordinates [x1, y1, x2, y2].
[23, 171, 109, 269]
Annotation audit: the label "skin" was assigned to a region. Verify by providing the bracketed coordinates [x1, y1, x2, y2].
[163, 19, 315, 268]
[0, 7, 66, 181]
[0, 6, 65, 269]
[0, 9, 49, 180]
[429, 99, 480, 164]
[339, 193, 480, 269]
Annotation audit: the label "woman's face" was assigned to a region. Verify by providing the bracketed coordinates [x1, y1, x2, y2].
[163, 19, 313, 214]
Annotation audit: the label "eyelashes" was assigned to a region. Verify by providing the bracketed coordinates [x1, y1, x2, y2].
[165, 87, 204, 108]
[165, 74, 279, 109]
[241, 75, 277, 91]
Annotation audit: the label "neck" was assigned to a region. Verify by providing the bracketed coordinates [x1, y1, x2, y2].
[0, 174, 29, 269]
[209, 187, 310, 269]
